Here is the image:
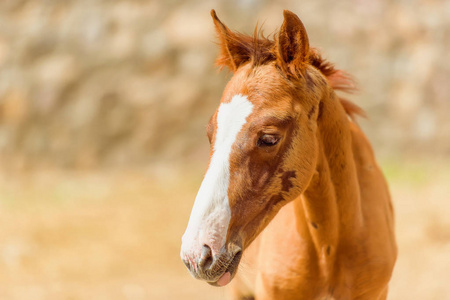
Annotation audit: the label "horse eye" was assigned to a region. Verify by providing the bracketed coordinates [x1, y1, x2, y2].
[257, 134, 280, 147]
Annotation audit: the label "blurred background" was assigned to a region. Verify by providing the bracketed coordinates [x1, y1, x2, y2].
[0, 0, 449, 299]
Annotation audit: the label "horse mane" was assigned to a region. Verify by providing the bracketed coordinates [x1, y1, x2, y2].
[215, 28, 365, 119]
[308, 48, 366, 120]
[215, 26, 276, 70]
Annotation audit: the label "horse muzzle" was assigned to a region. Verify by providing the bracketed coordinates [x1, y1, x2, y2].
[181, 244, 242, 286]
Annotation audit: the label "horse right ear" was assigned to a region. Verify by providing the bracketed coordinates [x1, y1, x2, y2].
[276, 10, 310, 74]
[211, 9, 251, 72]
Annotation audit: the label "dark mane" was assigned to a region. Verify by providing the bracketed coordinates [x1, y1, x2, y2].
[216, 29, 365, 119]
[308, 48, 365, 119]
[215, 27, 276, 70]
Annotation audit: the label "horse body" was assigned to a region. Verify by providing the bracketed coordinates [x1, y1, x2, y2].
[181, 10, 397, 300]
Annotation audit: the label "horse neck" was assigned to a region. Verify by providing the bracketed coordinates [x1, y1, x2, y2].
[294, 89, 364, 269]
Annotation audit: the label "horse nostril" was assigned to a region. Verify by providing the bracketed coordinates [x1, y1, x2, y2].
[199, 244, 213, 270]
[182, 258, 191, 270]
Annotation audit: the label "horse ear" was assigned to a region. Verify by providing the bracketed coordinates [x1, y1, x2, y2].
[211, 9, 250, 72]
[276, 10, 310, 72]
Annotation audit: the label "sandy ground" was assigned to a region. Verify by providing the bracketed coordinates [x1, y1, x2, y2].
[0, 161, 449, 300]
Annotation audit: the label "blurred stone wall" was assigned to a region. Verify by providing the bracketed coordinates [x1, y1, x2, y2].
[0, 0, 449, 170]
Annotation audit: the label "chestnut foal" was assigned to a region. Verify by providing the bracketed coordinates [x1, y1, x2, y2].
[181, 10, 397, 300]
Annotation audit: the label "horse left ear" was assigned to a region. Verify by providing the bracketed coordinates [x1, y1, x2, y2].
[210, 9, 251, 72]
[276, 10, 310, 73]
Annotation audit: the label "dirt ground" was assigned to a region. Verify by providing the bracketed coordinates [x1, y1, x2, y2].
[0, 160, 449, 300]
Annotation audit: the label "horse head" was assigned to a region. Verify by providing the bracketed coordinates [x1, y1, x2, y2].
[181, 10, 330, 286]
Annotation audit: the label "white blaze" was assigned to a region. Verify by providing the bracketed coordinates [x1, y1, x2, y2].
[181, 94, 253, 258]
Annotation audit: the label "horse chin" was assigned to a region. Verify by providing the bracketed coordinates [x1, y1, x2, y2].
[207, 250, 242, 287]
